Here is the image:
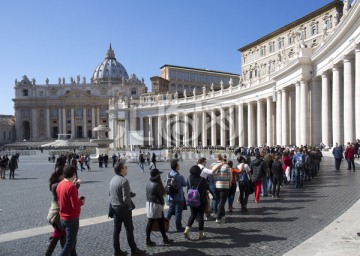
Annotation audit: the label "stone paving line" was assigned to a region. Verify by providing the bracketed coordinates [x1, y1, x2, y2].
[0, 206, 168, 243]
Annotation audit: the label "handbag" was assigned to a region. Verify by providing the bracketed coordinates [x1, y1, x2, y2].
[151, 219, 169, 232]
[108, 203, 114, 218]
[47, 201, 60, 224]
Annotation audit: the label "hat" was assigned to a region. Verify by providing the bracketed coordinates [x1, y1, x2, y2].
[150, 168, 163, 180]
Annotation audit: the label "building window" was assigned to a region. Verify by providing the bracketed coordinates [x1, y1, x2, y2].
[22, 89, 28, 96]
[66, 90, 70, 94]
[8, 131, 11, 140]
[87, 109, 92, 117]
[51, 109, 58, 119]
[269, 42, 275, 53]
[87, 90, 91, 94]
[23, 109, 30, 118]
[100, 108, 107, 118]
[131, 88, 137, 95]
[288, 34, 294, 45]
[260, 46, 266, 57]
[66, 109, 71, 118]
[39, 91, 44, 97]
[278, 37, 284, 49]
[76, 108, 83, 118]
[311, 21, 318, 36]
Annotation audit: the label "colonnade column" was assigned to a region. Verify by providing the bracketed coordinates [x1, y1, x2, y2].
[282, 89, 289, 146]
[295, 82, 301, 146]
[220, 108, 225, 147]
[300, 79, 309, 145]
[184, 113, 189, 146]
[311, 79, 322, 145]
[229, 106, 235, 147]
[176, 114, 181, 147]
[266, 97, 273, 146]
[31, 108, 37, 139]
[248, 102, 254, 147]
[332, 65, 341, 145]
[83, 107, 87, 139]
[202, 111, 207, 146]
[166, 115, 171, 147]
[148, 116, 153, 146]
[193, 112, 198, 147]
[238, 103, 244, 147]
[211, 109, 216, 146]
[356, 45, 360, 139]
[257, 100, 265, 146]
[321, 74, 330, 146]
[276, 91, 282, 145]
[343, 55, 355, 143]
[96, 107, 100, 127]
[157, 116, 162, 146]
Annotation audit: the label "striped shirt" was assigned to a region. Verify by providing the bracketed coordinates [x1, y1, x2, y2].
[212, 162, 231, 189]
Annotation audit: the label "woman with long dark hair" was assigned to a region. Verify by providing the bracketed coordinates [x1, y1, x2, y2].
[145, 168, 174, 246]
[45, 166, 66, 256]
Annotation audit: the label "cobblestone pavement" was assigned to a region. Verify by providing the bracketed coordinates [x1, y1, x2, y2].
[1, 151, 360, 255]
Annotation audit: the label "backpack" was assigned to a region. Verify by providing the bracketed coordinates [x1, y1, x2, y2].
[165, 173, 179, 195]
[237, 164, 249, 183]
[295, 155, 304, 168]
[186, 178, 203, 207]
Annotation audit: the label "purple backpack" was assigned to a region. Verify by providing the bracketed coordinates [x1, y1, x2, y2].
[186, 178, 203, 207]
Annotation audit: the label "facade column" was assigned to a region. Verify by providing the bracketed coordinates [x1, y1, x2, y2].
[356, 46, 360, 139]
[220, 108, 225, 147]
[58, 107, 62, 136]
[276, 90, 282, 145]
[332, 65, 341, 145]
[148, 116, 153, 146]
[266, 97, 273, 146]
[343, 55, 355, 143]
[71, 108, 75, 138]
[193, 112, 198, 147]
[211, 109, 217, 146]
[321, 74, 330, 146]
[62, 108, 67, 136]
[257, 100, 265, 146]
[124, 118, 129, 147]
[157, 116, 162, 146]
[295, 82, 301, 146]
[139, 117, 144, 144]
[31, 108, 37, 140]
[202, 111, 207, 146]
[166, 115, 171, 147]
[229, 106, 235, 147]
[46, 108, 50, 139]
[248, 102, 255, 147]
[83, 107, 87, 138]
[91, 107, 96, 138]
[282, 89, 289, 146]
[96, 107, 100, 127]
[176, 114, 181, 147]
[300, 79, 309, 145]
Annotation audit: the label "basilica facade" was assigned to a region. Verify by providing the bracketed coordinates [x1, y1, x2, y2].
[108, 0, 360, 149]
[13, 45, 147, 141]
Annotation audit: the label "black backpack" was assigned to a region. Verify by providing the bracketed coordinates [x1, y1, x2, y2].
[165, 173, 179, 195]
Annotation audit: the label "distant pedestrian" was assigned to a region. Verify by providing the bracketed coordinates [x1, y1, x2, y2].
[332, 143, 343, 171]
[344, 142, 355, 172]
[271, 154, 283, 198]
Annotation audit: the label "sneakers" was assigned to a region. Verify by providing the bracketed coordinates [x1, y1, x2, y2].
[146, 240, 156, 247]
[184, 226, 190, 240]
[131, 248, 146, 255]
[163, 238, 174, 245]
[215, 218, 225, 223]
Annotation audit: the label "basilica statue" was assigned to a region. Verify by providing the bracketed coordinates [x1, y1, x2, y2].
[45, 78, 49, 85]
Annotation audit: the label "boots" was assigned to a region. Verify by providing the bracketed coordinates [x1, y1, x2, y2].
[184, 226, 190, 240]
[45, 236, 59, 256]
[163, 236, 174, 245]
[199, 231, 206, 240]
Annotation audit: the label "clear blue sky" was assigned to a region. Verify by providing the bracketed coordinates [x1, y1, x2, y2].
[0, 0, 333, 115]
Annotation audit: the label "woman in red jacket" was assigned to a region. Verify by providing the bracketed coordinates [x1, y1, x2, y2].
[282, 151, 292, 185]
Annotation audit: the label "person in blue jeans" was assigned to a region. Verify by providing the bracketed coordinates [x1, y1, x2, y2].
[165, 160, 187, 232]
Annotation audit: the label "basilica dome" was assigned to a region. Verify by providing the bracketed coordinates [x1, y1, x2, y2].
[92, 44, 129, 83]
